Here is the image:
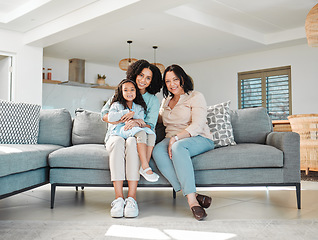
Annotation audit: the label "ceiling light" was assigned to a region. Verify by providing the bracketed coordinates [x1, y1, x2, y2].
[151, 46, 165, 74]
[119, 40, 138, 71]
[305, 3, 318, 47]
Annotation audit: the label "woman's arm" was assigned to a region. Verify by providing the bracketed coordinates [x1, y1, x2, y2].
[167, 92, 208, 159]
[184, 92, 208, 137]
[144, 96, 160, 130]
[168, 129, 191, 159]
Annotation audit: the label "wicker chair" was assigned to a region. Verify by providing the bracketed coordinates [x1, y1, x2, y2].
[288, 114, 318, 175]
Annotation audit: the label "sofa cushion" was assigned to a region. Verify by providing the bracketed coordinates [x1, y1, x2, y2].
[207, 101, 236, 148]
[230, 107, 272, 144]
[48, 144, 109, 170]
[192, 143, 283, 171]
[0, 144, 63, 177]
[50, 168, 111, 185]
[38, 109, 72, 147]
[72, 109, 107, 145]
[0, 100, 41, 144]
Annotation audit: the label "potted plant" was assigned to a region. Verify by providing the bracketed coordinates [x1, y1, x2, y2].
[97, 74, 106, 85]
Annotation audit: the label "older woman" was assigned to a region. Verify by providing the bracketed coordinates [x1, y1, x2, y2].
[152, 64, 214, 221]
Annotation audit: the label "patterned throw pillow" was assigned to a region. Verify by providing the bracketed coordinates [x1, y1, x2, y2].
[207, 101, 236, 148]
[0, 100, 41, 144]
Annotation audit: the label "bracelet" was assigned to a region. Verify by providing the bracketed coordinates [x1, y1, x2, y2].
[174, 135, 179, 141]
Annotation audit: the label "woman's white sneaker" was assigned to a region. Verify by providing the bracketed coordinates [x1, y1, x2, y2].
[124, 197, 139, 218]
[110, 197, 125, 218]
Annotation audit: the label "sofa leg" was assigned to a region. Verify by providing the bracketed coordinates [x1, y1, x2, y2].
[296, 183, 301, 209]
[51, 184, 56, 209]
[172, 189, 176, 199]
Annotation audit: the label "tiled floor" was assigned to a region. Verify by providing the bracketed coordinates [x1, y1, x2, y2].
[1, 181, 318, 239]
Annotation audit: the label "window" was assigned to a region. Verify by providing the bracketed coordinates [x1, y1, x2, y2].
[238, 66, 292, 120]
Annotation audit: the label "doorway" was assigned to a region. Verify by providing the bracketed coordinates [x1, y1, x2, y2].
[0, 54, 13, 101]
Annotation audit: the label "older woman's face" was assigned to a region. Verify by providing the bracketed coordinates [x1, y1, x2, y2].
[136, 68, 152, 94]
[165, 71, 185, 96]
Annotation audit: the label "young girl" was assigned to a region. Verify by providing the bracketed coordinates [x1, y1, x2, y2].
[108, 79, 159, 182]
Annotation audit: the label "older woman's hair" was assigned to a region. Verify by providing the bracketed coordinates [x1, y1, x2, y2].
[162, 64, 194, 98]
[126, 59, 163, 95]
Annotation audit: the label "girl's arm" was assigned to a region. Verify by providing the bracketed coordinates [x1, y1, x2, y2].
[101, 96, 124, 124]
[123, 104, 145, 130]
[102, 113, 123, 125]
[101, 97, 112, 123]
[108, 102, 130, 122]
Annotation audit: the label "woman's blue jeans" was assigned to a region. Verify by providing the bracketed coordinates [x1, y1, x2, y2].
[152, 135, 214, 196]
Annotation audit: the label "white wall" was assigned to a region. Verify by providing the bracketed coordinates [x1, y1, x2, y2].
[184, 44, 318, 115]
[42, 57, 126, 116]
[0, 29, 43, 104]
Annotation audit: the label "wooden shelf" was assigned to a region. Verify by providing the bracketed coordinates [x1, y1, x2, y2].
[43, 79, 116, 90]
[92, 85, 116, 90]
[43, 79, 61, 84]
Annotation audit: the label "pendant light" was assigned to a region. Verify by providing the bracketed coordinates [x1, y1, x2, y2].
[305, 3, 318, 47]
[151, 46, 165, 74]
[119, 40, 138, 71]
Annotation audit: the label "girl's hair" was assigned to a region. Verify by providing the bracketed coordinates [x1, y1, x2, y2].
[111, 79, 147, 111]
[126, 59, 163, 94]
[162, 64, 194, 98]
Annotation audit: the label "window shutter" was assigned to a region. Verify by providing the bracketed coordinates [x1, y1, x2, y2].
[266, 74, 290, 120]
[240, 77, 263, 109]
[238, 66, 291, 120]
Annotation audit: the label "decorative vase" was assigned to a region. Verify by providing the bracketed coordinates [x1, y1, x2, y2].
[97, 78, 105, 85]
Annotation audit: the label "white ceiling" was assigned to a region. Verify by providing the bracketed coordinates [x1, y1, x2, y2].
[0, 0, 316, 67]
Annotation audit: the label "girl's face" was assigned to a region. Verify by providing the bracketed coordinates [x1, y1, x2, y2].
[122, 82, 136, 102]
[136, 68, 153, 94]
[165, 71, 185, 96]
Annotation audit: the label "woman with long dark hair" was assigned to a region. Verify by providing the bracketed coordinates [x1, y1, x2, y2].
[101, 60, 162, 218]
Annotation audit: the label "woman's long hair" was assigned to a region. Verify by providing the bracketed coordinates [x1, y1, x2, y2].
[162, 64, 194, 98]
[126, 59, 163, 94]
[111, 79, 147, 111]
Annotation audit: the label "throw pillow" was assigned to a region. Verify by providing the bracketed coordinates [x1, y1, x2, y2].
[230, 107, 272, 144]
[37, 108, 72, 147]
[72, 109, 108, 145]
[0, 100, 41, 144]
[207, 101, 236, 148]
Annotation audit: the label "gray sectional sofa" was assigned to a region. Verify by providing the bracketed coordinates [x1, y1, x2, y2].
[0, 107, 301, 210]
[0, 109, 72, 199]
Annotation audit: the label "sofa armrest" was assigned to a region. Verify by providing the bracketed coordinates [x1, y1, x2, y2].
[266, 132, 300, 182]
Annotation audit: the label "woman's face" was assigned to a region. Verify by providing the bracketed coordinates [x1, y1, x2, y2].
[122, 82, 136, 102]
[136, 68, 153, 94]
[165, 71, 185, 96]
